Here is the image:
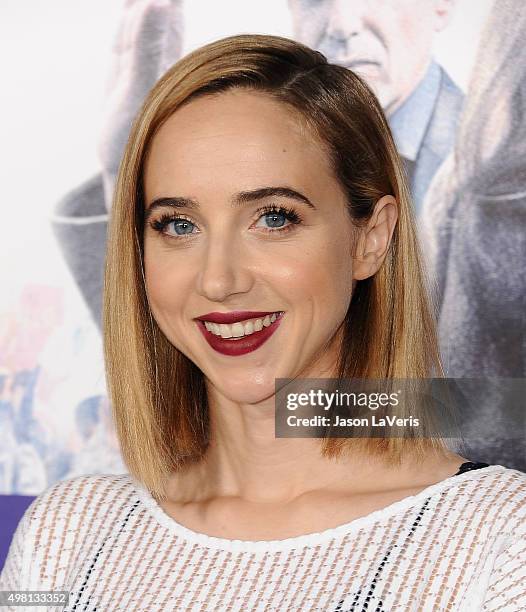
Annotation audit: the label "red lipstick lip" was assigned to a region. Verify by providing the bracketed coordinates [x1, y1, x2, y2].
[195, 312, 285, 356]
[195, 311, 283, 324]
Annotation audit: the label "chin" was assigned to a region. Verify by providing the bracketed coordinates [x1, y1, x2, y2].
[223, 389, 278, 407]
[206, 373, 279, 406]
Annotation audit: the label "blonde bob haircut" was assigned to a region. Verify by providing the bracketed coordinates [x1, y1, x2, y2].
[103, 34, 449, 499]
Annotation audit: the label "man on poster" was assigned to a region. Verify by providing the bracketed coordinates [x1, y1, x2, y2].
[288, 0, 463, 215]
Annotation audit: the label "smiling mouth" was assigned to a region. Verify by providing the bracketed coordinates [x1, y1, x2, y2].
[195, 312, 285, 356]
[200, 312, 284, 340]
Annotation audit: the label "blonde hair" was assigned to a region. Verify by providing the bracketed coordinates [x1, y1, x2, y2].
[103, 34, 449, 499]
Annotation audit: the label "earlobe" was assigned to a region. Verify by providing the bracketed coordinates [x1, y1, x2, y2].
[352, 195, 398, 281]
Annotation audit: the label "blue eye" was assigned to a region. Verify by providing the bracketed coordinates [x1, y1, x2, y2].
[149, 205, 302, 240]
[258, 210, 287, 228]
[253, 205, 302, 232]
[171, 219, 195, 235]
[150, 215, 197, 237]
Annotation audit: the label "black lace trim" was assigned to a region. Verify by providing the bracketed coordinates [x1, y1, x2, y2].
[454, 461, 491, 476]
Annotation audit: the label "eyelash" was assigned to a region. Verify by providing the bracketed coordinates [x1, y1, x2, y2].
[148, 205, 303, 240]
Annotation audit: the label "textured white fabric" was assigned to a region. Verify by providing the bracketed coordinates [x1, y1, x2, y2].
[1, 464, 525, 611]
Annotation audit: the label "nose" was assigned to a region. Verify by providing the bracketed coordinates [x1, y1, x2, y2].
[326, 0, 367, 44]
[195, 232, 254, 303]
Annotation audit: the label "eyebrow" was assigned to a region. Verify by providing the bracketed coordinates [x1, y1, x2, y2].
[144, 186, 316, 220]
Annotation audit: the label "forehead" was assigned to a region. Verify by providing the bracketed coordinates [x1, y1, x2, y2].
[143, 90, 337, 203]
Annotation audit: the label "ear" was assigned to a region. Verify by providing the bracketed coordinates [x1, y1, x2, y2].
[352, 195, 398, 281]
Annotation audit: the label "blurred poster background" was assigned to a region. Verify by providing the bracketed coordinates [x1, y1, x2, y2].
[1, 0, 525, 564]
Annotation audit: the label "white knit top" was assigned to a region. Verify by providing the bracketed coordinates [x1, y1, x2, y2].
[1, 464, 525, 611]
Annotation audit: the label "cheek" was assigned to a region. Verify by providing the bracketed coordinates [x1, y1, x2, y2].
[143, 245, 189, 322]
[284, 231, 354, 316]
[319, 244, 353, 315]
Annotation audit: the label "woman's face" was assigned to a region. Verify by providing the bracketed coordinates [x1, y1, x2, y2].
[143, 89, 357, 404]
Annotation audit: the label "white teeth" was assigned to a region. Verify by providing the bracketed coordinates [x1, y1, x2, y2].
[203, 312, 282, 339]
[231, 322, 245, 338]
[219, 323, 233, 338]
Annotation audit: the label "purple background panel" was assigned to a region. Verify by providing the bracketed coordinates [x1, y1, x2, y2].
[0, 495, 36, 572]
